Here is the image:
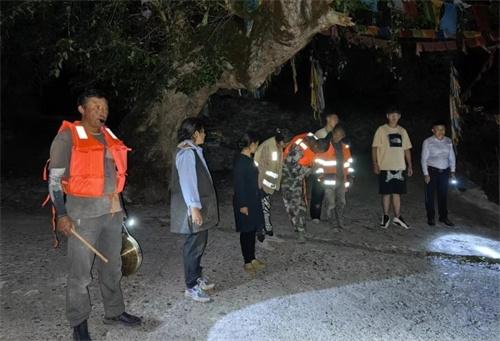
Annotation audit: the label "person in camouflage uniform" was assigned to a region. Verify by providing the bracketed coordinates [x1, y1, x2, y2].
[282, 135, 327, 242]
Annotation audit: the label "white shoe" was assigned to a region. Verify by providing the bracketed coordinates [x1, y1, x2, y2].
[312, 219, 320, 224]
[197, 276, 215, 290]
[185, 284, 211, 303]
[393, 216, 410, 229]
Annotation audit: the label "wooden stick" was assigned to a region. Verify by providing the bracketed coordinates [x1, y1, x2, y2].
[71, 229, 109, 263]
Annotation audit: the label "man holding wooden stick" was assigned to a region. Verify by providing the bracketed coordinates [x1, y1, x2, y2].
[48, 89, 141, 341]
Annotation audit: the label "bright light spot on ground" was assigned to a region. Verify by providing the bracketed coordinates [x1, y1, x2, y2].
[126, 217, 137, 227]
[207, 273, 500, 341]
[475, 246, 500, 259]
[429, 233, 500, 259]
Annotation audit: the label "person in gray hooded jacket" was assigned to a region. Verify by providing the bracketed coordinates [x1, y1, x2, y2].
[170, 117, 218, 302]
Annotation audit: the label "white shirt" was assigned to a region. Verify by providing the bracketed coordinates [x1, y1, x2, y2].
[421, 136, 456, 176]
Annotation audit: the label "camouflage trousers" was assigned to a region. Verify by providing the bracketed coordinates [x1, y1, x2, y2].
[281, 177, 307, 232]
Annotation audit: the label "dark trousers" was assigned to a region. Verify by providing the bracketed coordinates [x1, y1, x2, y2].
[310, 175, 325, 219]
[425, 167, 450, 220]
[66, 213, 125, 327]
[240, 231, 256, 264]
[183, 230, 208, 289]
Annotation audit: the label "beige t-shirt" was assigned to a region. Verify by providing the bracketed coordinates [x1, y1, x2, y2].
[372, 124, 412, 171]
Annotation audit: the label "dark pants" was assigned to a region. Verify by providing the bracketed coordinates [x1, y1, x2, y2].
[310, 175, 325, 219]
[425, 167, 450, 220]
[66, 213, 125, 327]
[183, 230, 208, 289]
[240, 231, 256, 264]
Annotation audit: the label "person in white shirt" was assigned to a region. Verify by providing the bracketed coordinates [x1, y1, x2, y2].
[421, 121, 456, 226]
[311, 112, 339, 222]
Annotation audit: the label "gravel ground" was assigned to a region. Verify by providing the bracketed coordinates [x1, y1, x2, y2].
[1, 162, 499, 341]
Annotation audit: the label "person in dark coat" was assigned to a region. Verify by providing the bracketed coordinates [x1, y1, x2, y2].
[233, 131, 266, 274]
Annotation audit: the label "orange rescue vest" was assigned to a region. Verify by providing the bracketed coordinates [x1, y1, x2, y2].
[283, 132, 318, 167]
[314, 142, 353, 187]
[58, 120, 130, 197]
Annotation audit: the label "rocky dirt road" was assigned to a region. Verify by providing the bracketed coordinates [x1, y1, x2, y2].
[1, 160, 499, 341]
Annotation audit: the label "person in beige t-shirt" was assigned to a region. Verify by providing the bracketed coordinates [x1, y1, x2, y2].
[372, 109, 413, 229]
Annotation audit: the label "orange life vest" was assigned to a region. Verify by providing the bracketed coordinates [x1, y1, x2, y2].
[283, 132, 318, 167]
[313, 142, 353, 188]
[58, 120, 130, 197]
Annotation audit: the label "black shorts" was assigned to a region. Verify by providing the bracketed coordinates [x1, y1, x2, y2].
[379, 170, 407, 194]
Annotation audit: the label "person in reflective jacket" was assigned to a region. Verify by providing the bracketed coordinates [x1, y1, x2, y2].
[253, 129, 288, 238]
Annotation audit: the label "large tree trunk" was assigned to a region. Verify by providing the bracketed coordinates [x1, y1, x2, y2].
[121, 0, 351, 202]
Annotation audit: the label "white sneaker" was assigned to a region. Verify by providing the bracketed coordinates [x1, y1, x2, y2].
[197, 276, 215, 290]
[393, 216, 410, 229]
[185, 284, 211, 303]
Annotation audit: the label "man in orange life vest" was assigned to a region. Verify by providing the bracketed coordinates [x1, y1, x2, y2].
[48, 89, 141, 341]
[313, 125, 353, 229]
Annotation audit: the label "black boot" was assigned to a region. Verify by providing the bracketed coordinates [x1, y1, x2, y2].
[439, 218, 455, 226]
[73, 320, 91, 341]
[103, 312, 142, 327]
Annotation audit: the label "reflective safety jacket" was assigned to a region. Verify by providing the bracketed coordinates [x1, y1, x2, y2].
[283, 132, 318, 168]
[313, 142, 354, 188]
[58, 120, 130, 197]
[254, 137, 283, 194]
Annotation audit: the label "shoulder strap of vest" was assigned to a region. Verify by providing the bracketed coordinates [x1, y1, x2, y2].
[58, 120, 74, 133]
[102, 126, 119, 140]
[57, 120, 89, 145]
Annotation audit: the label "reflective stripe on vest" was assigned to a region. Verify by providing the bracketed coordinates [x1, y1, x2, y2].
[272, 151, 278, 161]
[324, 179, 336, 186]
[307, 132, 318, 140]
[265, 170, 279, 179]
[315, 158, 337, 167]
[106, 127, 118, 140]
[263, 179, 277, 190]
[75, 126, 88, 139]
